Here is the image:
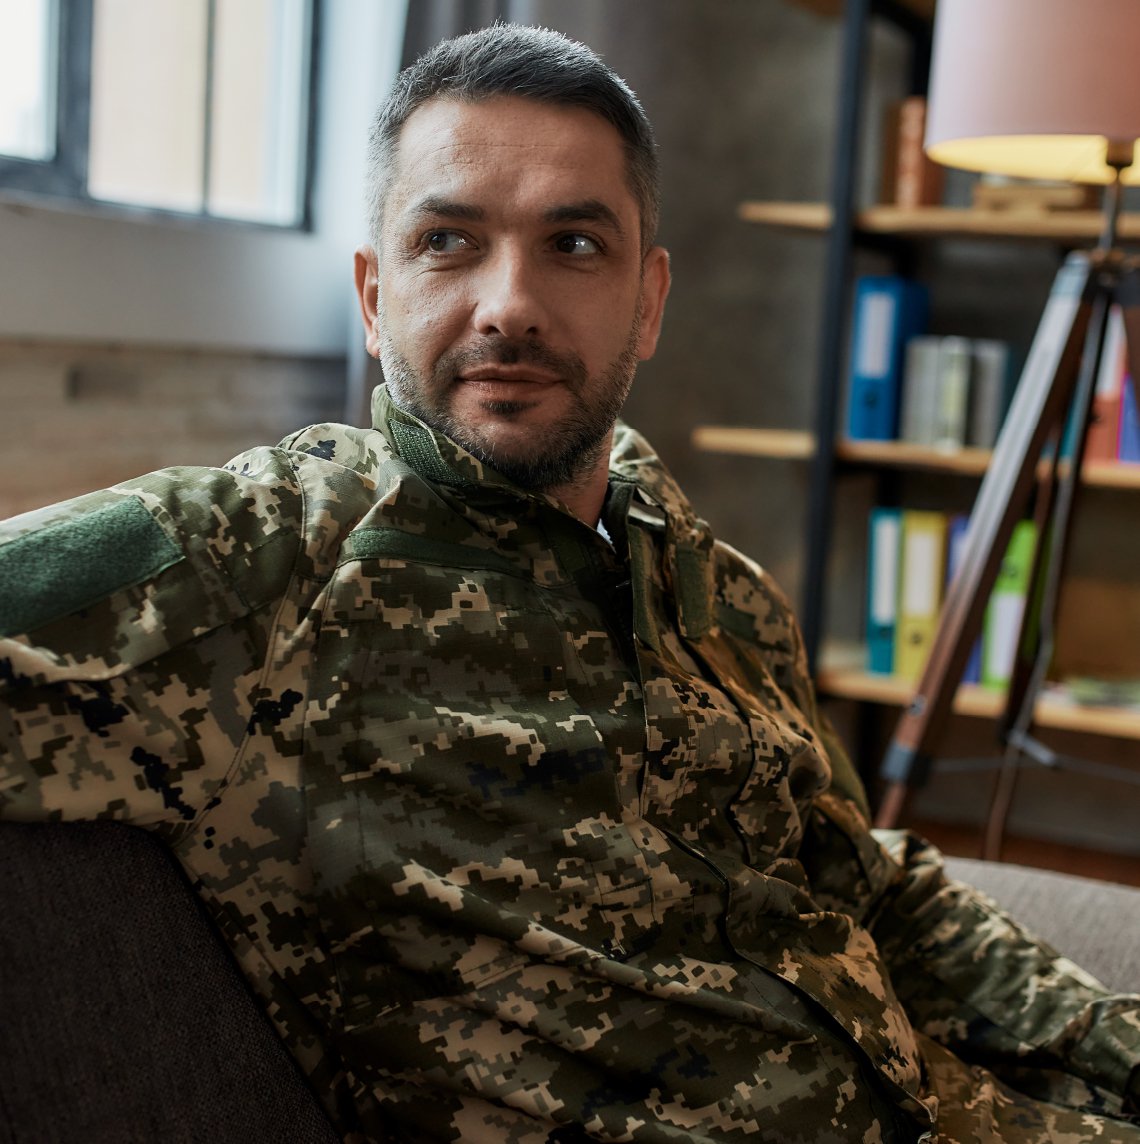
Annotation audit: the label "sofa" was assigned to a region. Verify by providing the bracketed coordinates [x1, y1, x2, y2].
[1, 819, 1137, 1143]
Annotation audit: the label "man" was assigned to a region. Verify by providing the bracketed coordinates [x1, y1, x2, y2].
[1, 23, 1137, 1143]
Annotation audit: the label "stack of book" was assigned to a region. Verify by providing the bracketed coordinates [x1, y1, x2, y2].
[865, 508, 1038, 689]
[845, 276, 1139, 461]
[844, 274, 1018, 449]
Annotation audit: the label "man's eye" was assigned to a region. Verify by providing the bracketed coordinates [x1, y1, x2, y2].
[425, 231, 469, 253]
[554, 234, 601, 255]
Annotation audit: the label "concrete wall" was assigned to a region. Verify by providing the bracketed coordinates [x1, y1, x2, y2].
[0, 341, 345, 520]
[507, 0, 843, 598]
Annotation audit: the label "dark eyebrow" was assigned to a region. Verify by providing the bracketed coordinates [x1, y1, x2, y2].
[544, 200, 625, 237]
[407, 196, 486, 223]
[404, 195, 626, 238]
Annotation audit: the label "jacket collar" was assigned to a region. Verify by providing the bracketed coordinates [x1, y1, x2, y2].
[370, 384, 715, 637]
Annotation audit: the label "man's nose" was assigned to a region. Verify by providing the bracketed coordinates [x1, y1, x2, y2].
[471, 247, 549, 339]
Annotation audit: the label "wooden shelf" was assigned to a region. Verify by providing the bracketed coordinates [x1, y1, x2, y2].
[816, 662, 1140, 741]
[837, 438, 992, 474]
[690, 426, 815, 459]
[738, 201, 1140, 243]
[692, 428, 1140, 488]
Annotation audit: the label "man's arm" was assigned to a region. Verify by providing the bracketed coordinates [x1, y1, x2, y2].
[798, 706, 1140, 1118]
[726, 541, 1140, 1116]
[0, 453, 303, 840]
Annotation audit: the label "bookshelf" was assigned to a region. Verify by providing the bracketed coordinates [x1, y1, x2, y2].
[694, 0, 1140, 842]
[816, 653, 1140, 741]
[737, 202, 1140, 243]
[692, 429, 1140, 489]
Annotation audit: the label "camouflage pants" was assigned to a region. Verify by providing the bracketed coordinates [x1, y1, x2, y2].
[922, 1035, 1140, 1143]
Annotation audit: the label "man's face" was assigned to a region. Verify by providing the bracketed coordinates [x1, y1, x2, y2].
[356, 95, 669, 493]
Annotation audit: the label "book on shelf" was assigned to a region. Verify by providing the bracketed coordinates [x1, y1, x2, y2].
[862, 507, 1012, 687]
[898, 336, 941, 446]
[1085, 304, 1127, 463]
[893, 510, 948, 683]
[880, 96, 945, 209]
[898, 335, 1015, 451]
[946, 513, 982, 684]
[981, 519, 1038, 691]
[845, 276, 929, 442]
[970, 176, 1099, 213]
[1119, 374, 1140, 463]
[967, 340, 1015, 450]
[933, 336, 972, 451]
[865, 507, 902, 675]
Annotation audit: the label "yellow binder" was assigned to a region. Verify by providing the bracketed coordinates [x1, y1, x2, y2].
[893, 510, 948, 682]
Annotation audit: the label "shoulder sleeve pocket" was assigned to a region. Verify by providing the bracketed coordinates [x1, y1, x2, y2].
[0, 496, 183, 638]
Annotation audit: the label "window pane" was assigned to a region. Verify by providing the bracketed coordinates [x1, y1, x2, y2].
[0, 0, 57, 161]
[208, 0, 310, 225]
[88, 0, 208, 212]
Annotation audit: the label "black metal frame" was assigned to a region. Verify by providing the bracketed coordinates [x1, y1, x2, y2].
[799, 0, 933, 673]
[0, 0, 320, 233]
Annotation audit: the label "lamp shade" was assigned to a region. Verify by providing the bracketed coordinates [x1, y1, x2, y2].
[925, 0, 1140, 185]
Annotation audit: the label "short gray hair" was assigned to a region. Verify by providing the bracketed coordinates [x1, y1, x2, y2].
[365, 24, 660, 254]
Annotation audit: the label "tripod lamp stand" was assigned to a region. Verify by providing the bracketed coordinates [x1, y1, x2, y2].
[874, 0, 1140, 844]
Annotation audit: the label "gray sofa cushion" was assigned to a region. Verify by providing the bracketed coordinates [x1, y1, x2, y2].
[944, 856, 1140, 994]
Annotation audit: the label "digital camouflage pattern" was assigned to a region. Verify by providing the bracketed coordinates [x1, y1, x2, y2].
[2, 384, 1138, 1142]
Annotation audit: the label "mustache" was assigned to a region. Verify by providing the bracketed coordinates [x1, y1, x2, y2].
[436, 337, 587, 387]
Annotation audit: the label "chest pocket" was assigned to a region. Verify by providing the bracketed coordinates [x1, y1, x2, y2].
[305, 551, 660, 1028]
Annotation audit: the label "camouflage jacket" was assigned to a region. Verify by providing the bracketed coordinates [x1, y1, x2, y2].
[2, 386, 1138, 1143]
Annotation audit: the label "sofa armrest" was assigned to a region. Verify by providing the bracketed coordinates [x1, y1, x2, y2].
[944, 856, 1140, 994]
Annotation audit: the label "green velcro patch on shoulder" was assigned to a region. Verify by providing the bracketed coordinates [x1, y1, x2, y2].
[0, 496, 183, 637]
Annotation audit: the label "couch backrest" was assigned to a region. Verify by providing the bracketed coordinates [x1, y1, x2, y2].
[0, 820, 341, 1144]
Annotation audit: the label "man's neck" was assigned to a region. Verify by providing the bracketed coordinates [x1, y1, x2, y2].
[548, 462, 611, 528]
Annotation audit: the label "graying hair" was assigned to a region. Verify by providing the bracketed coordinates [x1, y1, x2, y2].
[364, 23, 660, 254]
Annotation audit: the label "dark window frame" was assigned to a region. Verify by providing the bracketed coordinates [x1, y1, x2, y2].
[0, 0, 320, 233]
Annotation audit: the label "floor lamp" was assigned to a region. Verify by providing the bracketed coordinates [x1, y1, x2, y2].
[874, 0, 1140, 850]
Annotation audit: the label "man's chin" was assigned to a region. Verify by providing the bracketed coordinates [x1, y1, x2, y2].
[456, 426, 599, 492]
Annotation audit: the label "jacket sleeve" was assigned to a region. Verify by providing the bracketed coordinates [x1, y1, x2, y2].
[794, 689, 1140, 1117]
[863, 826, 1140, 1116]
[728, 544, 1140, 1114]
[0, 449, 303, 845]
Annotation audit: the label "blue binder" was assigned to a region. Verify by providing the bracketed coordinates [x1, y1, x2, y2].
[946, 513, 982, 684]
[846, 275, 929, 441]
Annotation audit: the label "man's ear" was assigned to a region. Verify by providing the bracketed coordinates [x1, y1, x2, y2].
[636, 246, 671, 361]
[354, 246, 383, 359]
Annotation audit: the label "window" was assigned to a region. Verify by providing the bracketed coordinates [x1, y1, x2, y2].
[0, 0, 57, 161]
[0, 0, 316, 228]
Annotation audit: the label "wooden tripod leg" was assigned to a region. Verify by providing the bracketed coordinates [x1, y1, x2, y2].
[1002, 285, 1114, 740]
[874, 253, 1099, 830]
[985, 258, 1140, 848]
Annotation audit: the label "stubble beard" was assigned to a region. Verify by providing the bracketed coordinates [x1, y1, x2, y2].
[379, 326, 641, 494]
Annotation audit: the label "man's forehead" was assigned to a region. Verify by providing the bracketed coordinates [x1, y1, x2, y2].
[397, 92, 622, 147]
[387, 95, 632, 205]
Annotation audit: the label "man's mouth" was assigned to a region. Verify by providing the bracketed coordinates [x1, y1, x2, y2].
[457, 365, 562, 386]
